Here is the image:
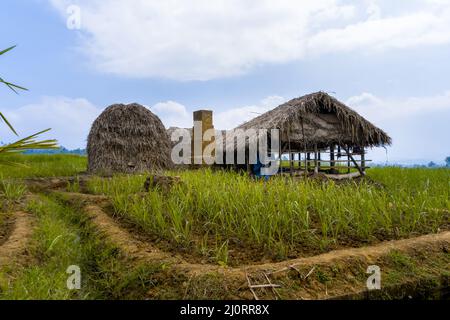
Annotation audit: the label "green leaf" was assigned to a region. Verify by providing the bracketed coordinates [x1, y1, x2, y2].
[0, 45, 16, 56]
[0, 46, 28, 93]
[0, 128, 59, 160]
[0, 111, 18, 135]
[0, 44, 57, 167]
[0, 78, 28, 94]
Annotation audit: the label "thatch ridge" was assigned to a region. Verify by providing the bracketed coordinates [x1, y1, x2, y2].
[87, 103, 173, 174]
[231, 91, 391, 150]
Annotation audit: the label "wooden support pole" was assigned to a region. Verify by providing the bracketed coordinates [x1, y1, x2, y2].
[346, 146, 350, 174]
[314, 144, 318, 174]
[306, 153, 310, 172]
[318, 151, 321, 172]
[361, 148, 366, 174]
[300, 117, 308, 177]
[342, 146, 365, 176]
[298, 153, 301, 170]
[347, 159, 351, 173]
[289, 152, 293, 176]
[330, 144, 335, 172]
[246, 148, 251, 174]
[278, 134, 282, 174]
[287, 127, 293, 176]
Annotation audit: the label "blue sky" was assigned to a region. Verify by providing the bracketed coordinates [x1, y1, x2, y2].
[1, 0, 449, 164]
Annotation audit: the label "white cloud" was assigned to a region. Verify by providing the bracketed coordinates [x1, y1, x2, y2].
[308, 10, 450, 55]
[346, 91, 450, 163]
[151, 100, 191, 128]
[215, 95, 286, 129]
[1, 97, 100, 150]
[346, 91, 450, 122]
[151, 95, 286, 130]
[366, 0, 381, 20]
[48, 0, 450, 80]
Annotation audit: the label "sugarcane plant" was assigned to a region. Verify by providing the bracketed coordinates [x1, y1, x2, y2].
[0, 45, 58, 164]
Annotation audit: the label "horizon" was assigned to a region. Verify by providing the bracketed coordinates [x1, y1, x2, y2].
[1, 0, 449, 164]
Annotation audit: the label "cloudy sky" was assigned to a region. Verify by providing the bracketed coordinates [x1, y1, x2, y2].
[1, 0, 449, 163]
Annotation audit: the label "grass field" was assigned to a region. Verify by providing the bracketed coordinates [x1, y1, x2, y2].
[0, 154, 449, 299]
[87, 167, 449, 264]
[0, 154, 86, 178]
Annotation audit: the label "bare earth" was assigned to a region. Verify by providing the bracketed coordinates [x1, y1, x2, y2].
[59, 191, 449, 299]
[0, 211, 34, 267]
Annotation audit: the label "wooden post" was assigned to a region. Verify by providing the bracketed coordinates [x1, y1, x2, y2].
[318, 151, 321, 172]
[278, 134, 281, 174]
[298, 153, 302, 170]
[290, 152, 294, 176]
[314, 144, 318, 174]
[300, 117, 308, 177]
[287, 126, 293, 176]
[342, 146, 365, 176]
[347, 146, 351, 174]
[246, 148, 251, 174]
[330, 144, 335, 172]
[361, 148, 366, 174]
[306, 153, 310, 172]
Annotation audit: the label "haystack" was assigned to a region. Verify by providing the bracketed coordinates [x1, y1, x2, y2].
[87, 103, 173, 174]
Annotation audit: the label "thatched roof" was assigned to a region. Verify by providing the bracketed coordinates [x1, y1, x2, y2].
[225, 92, 391, 152]
[87, 103, 173, 174]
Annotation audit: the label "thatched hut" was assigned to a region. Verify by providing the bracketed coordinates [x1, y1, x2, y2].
[87, 103, 173, 174]
[223, 92, 392, 176]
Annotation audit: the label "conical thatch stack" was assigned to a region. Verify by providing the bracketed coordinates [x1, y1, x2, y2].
[87, 103, 173, 174]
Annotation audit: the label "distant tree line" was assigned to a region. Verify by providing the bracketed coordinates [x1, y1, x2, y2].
[427, 157, 450, 168]
[22, 146, 86, 155]
[372, 157, 450, 168]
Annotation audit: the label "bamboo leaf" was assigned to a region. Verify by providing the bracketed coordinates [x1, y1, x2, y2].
[0, 45, 16, 56]
[0, 78, 28, 93]
[0, 111, 18, 135]
[0, 128, 59, 164]
[2, 80, 28, 91]
[0, 45, 29, 93]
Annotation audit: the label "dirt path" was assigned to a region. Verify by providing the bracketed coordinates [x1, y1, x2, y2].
[85, 205, 181, 264]
[86, 202, 450, 299]
[257, 231, 450, 273]
[0, 214, 15, 246]
[0, 211, 34, 267]
[58, 191, 450, 299]
[77, 194, 450, 273]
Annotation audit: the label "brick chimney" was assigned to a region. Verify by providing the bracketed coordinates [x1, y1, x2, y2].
[192, 110, 214, 165]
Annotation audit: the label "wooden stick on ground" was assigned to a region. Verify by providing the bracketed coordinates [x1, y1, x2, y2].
[249, 284, 282, 289]
[246, 272, 259, 300]
[304, 266, 316, 280]
[263, 272, 282, 300]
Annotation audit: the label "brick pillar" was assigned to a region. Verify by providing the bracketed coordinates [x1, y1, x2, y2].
[192, 110, 215, 165]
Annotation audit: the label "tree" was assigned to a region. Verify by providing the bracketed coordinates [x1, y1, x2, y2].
[427, 161, 437, 168]
[0, 46, 57, 163]
[445, 157, 450, 167]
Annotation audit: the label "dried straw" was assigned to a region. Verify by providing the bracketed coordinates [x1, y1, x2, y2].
[87, 103, 173, 174]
